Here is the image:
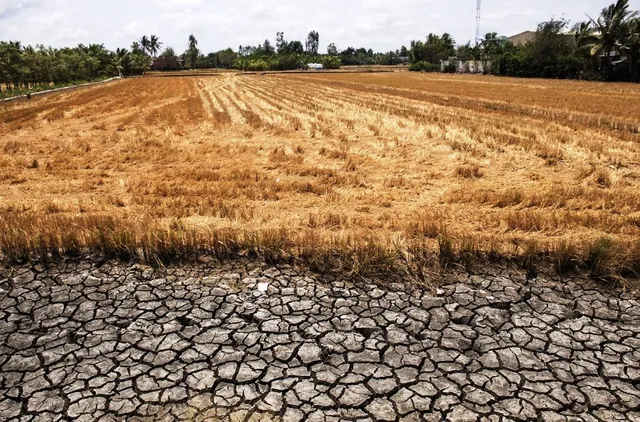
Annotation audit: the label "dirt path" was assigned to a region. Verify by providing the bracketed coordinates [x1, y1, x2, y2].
[0, 260, 639, 421]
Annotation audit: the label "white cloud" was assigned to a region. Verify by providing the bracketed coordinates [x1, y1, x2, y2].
[123, 20, 143, 36]
[57, 26, 90, 42]
[1, 0, 639, 52]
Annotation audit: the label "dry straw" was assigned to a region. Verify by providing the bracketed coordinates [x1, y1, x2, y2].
[1, 73, 639, 280]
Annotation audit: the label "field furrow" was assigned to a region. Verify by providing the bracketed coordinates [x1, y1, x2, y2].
[0, 73, 639, 274]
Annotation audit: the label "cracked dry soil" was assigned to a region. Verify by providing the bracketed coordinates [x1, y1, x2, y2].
[0, 259, 639, 422]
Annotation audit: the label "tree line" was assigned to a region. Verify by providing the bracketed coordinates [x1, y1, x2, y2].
[1, 0, 638, 96]
[0, 36, 156, 96]
[173, 31, 407, 72]
[408, 0, 640, 82]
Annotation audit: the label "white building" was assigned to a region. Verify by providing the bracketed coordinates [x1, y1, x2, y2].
[441, 57, 491, 74]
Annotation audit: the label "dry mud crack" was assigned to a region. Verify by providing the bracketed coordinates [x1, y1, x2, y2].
[1, 260, 639, 421]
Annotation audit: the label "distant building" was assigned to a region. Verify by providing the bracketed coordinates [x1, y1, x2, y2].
[506, 30, 574, 47]
[506, 31, 537, 46]
[152, 56, 183, 71]
[307, 63, 324, 70]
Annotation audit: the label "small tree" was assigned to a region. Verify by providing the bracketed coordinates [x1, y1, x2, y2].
[160, 47, 176, 57]
[276, 32, 287, 54]
[306, 31, 320, 55]
[288, 41, 304, 55]
[187, 35, 199, 68]
[263, 39, 275, 56]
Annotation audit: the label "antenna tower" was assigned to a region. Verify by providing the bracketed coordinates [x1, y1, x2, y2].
[476, 0, 482, 45]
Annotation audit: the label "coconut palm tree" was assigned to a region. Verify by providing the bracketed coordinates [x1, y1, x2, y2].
[139, 35, 151, 56]
[624, 18, 640, 79]
[586, 0, 638, 77]
[187, 35, 199, 69]
[188, 34, 198, 51]
[441, 33, 455, 51]
[574, 21, 595, 50]
[149, 35, 162, 58]
[482, 32, 501, 56]
[131, 41, 143, 54]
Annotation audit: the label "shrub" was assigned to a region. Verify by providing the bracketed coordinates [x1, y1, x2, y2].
[246, 59, 268, 71]
[320, 56, 341, 69]
[443, 63, 457, 73]
[409, 61, 439, 72]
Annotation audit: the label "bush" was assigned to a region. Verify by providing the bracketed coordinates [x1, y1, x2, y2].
[234, 55, 304, 72]
[245, 59, 268, 71]
[409, 61, 439, 72]
[441, 63, 456, 73]
[443, 63, 457, 73]
[320, 56, 341, 69]
[271, 55, 302, 71]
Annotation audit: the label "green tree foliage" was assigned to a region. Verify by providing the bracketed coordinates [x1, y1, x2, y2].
[408, 61, 440, 72]
[288, 41, 304, 55]
[489, 1, 640, 81]
[527, 18, 584, 78]
[0, 40, 149, 95]
[139, 35, 150, 55]
[409, 33, 456, 66]
[276, 32, 287, 54]
[3, 0, 637, 84]
[160, 47, 176, 58]
[228, 31, 344, 71]
[306, 31, 320, 55]
[585, 0, 639, 78]
[217, 48, 238, 68]
[149, 35, 163, 58]
[186, 34, 199, 69]
[457, 42, 481, 60]
[261, 40, 275, 56]
[320, 55, 341, 69]
[482, 32, 501, 56]
[115, 47, 150, 76]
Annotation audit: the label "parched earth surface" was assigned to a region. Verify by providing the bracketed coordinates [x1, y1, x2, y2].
[1, 259, 639, 422]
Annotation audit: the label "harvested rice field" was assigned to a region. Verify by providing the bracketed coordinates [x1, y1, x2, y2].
[1, 73, 639, 275]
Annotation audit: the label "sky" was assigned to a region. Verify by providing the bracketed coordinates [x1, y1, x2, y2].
[2, 0, 640, 53]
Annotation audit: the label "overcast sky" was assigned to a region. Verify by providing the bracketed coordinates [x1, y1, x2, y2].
[2, 0, 640, 53]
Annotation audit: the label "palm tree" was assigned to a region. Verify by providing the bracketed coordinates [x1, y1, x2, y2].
[149, 35, 162, 58]
[586, 0, 639, 77]
[574, 21, 594, 50]
[114, 48, 130, 76]
[131, 41, 142, 54]
[188, 34, 198, 51]
[139, 35, 150, 56]
[482, 32, 501, 56]
[624, 18, 640, 79]
[187, 35, 199, 69]
[441, 33, 455, 50]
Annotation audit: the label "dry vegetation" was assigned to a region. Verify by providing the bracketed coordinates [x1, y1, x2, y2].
[1, 73, 639, 278]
